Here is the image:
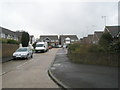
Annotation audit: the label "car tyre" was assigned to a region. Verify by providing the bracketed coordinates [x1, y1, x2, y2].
[31, 55, 33, 58]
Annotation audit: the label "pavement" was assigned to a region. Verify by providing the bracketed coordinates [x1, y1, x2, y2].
[49, 48, 119, 88]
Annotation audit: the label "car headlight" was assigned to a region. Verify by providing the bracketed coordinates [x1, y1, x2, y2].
[22, 53, 27, 55]
[13, 53, 16, 56]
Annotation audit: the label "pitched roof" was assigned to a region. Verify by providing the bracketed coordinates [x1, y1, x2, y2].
[40, 35, 58, 40]
[15, 31, 23, 37]
[87, 34, 93, 42]
[60, 35, 78, 40]
[94, 31, 103, 39]
[1, 27, 17, 36]
[105, 26, 120, 37]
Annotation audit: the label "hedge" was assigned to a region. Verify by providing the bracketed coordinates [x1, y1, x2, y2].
[0, 38, 19, 44]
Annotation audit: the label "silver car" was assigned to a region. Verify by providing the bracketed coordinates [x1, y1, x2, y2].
[13, 47, 33, 59]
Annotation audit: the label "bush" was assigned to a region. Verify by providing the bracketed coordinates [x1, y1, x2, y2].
[67, 43, 119, 67]
[99, 32, 113, 51]
[0, 38, 7, 43]
[109, 41, 120, 53]
[88, 44, 105, 52]
[21, 31, 30, 47]
[0, 38, 19, 44]
[7, 39, 19, 44]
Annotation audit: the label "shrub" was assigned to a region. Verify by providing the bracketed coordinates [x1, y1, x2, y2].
[7, 39, 19, 44]
[109, 41, 120, 53]
[0, 38, 19, 44]
[99, 32, 113, 51]
[21, 31, 30, 47]
[0, 38, 7, 43]
[67, 43, 119, 67]
[88, 44, 105, 52]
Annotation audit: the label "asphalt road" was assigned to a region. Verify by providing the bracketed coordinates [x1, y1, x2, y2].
[2, 48, 60, 88]
[50, 48, 119, 88]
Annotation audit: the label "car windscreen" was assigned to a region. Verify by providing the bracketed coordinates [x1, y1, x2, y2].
[16, 48, 28, 52]
[36, 44, 44, 47]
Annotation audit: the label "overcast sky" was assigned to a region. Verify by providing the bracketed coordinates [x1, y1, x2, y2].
[0, 0, 119, 39]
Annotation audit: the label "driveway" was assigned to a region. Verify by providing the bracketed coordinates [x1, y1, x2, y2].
[50, 48, 119, 88]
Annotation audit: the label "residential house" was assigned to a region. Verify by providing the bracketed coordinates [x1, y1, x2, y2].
[104, 26, 120, 42]
[59, 35, 78, 45]
[39, 35, 59, 47]
[81, 37, 88, 44]
[0, 27, 19, 41]
[92, 31, 103, 44]
[87, 34, 94, 44]
[79, 38, 83, 43]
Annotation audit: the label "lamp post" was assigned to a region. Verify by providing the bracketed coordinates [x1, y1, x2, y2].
[102, 16, 107, 27]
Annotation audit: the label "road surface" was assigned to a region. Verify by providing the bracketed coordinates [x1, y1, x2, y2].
[2, 48, 59, 88]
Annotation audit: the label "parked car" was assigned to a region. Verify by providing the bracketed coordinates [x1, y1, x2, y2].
[13, 47, 33, 59]
[55, 45, 62, 48]
[48, 46, 52, 49]
[63, 44, 67, 49]
[35, 42, 48, 53]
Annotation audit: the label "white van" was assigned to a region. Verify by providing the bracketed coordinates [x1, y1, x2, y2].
[35, 42, 48, 53]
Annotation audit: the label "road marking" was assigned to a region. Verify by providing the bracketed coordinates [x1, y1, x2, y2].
[53, 64, 61, 67]
[2, 59, 33, 75]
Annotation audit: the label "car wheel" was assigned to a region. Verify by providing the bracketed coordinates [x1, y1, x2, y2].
[35, 51, 38, 53]
[26, 55, 29, 60]
[31, 55, 33, 58]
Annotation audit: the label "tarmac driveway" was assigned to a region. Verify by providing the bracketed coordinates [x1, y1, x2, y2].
[50, 48, 119, 88]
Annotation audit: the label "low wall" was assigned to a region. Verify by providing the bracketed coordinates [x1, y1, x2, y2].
[1, 44, 19, 62]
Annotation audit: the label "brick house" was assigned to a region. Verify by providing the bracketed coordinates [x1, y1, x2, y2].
[0, 27, 19, 41]
[59, 35, 78, 45]
[92, 31, 103, 44]
[39, 35, 59, 47]
[104, 26, 120, 42]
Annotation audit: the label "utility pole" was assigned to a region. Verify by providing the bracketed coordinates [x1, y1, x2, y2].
[102, 16, 107, 27]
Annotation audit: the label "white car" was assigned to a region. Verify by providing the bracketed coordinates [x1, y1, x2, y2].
[35, 42, 48, 53]
[13, 47, 33, 59]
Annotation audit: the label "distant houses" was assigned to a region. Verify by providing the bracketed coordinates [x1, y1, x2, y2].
[59, 35, 79, 45]
[80, 26, 120, 45]
[38, 35, 79, 46]
[104, 26, 120, 42]
[1, 25, 119, 47]
[92, 31, 103, 44]
[39, 35, 59, 47]
[0, 27, 35, 44]
[0, 27, 21, 41]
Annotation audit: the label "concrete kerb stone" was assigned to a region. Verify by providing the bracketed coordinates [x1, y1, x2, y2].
[47, 50, 70, 89]
[2, 57, 13, 63]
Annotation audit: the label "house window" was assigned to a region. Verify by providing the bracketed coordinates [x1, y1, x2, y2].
[5, 34, 8, 39]
[56, 40, 58, 42]
[51, 40, 54, 42]
[0, 33, 5, 38]
[71, 40, 74, 42]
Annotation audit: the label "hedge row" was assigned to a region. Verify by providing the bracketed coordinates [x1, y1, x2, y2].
[0, 38, 19, 44]
[68, 43, 120, 67]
